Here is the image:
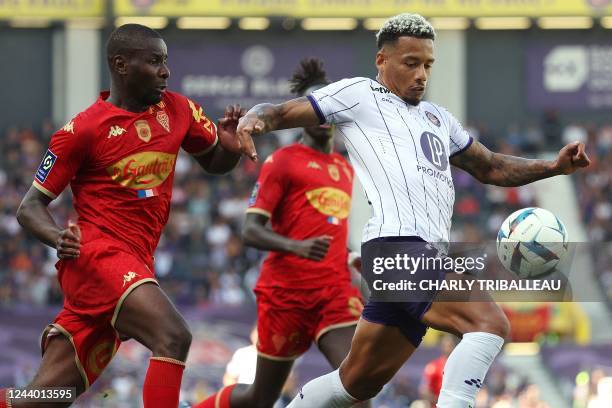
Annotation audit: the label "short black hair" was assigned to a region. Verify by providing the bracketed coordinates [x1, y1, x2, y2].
[106, 24, 162, 59]
[289, 58, 329, 96]
[376, 13, 435, 49]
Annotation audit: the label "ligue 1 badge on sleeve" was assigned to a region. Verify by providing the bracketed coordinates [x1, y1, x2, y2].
[135, 120, 152, 143]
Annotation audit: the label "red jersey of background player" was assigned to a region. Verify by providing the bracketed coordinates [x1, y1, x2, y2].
[247, 143, 353, 289]
[424, 355, 447, 406]
[33, 90, 217, 263]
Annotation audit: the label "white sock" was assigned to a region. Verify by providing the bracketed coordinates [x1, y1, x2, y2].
[437, 332, 504, 408]
[286, 369, 359, 408]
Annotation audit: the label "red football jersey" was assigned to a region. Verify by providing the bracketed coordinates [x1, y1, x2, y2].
[33, 91, 218, 262]
[247, 143, 354, 289]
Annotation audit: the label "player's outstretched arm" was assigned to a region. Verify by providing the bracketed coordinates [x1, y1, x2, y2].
[16, 186, 81, 259]
[236, 97, 321, 161]
[243, 213, 331, 261]
[450, 140, 591, 187]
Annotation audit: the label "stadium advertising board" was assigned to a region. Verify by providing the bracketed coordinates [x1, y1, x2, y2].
[115, 0, 612, 17]
[167, 42, 358, 117]
[0, 0, 104, 18]
[526, 42, 612, 110]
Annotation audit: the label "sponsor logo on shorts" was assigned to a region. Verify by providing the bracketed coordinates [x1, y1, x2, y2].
[122, 271, 139, 287]
[35, 149, 57, 183]
[464, 378, 483, 389]
[87, 341, 116, 376]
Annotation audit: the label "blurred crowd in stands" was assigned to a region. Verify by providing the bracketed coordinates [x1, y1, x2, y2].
[1, 113, 611, 407]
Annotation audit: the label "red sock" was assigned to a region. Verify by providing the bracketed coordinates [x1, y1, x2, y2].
[143, 357, 185, 408]
[0, 388, 8, 408]
[193, 384, 236, 408]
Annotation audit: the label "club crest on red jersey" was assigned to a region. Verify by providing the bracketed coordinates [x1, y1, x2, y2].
[156, 110, 170, 132]
[134, 120, 152, 142]
[327, 164, 340, 181]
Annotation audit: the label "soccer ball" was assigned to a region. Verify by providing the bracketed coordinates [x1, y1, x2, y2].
[496, 207, 569, 279]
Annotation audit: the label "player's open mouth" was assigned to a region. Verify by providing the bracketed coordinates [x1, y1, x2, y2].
[156, 85, 167, 92]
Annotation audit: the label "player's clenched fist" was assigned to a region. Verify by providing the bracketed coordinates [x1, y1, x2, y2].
[56, 220, 81, 259]
[553, 141, 591, 175]
[290, 235, 332, 261]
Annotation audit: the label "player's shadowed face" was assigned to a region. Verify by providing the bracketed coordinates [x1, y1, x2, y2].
[125, 38, 170, 106]
[376, 36, 434, 106]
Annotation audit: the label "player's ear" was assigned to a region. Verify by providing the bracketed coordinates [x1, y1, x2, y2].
[375, 50, 386, 73]
[111, 55, 129, 75]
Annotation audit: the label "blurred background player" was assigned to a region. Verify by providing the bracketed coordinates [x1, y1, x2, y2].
[234, 13, 591, 408]
[0, 24, 245, 408]
[195, 58, 366, 408]
[421, 335, 459, 407]
[223, 325, 258, 386]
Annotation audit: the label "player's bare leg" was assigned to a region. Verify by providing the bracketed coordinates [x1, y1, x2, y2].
[287, 319, 416, 407]
[114, 282, 192, 408]
[318, 325, 372, 407]
[5, 336, 85, 408]
[421, 295, 509, 408]
[229, 356, 294, 408]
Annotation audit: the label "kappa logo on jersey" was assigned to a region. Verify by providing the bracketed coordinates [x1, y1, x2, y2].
[122, 271, 139, 287]
[62, 120, 74, 134]
[249, 182, 260, 206]
[426, 111, 441, 127]
[420, 132, 448, 171]
[305, 187, 351, 219]
[35, 149, 57, 183]
[307, 161, 321, 170]
[107, 125, 126, 138]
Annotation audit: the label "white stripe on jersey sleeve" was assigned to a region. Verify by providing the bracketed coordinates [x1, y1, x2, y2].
[308, 78, 368, 124]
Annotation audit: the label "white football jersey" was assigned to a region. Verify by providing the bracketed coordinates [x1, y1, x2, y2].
[308, 77, 473, 244]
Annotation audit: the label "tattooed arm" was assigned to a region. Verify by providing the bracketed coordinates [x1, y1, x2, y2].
[450, 140, 591, 187]
[235, 97, 321, 161]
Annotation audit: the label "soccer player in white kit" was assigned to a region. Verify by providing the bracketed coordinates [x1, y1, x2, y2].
[234, 14, 590, 408]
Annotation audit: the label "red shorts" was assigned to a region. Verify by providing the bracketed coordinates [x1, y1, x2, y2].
[254, 284, 364, 360]
[41, 238, 157, 389]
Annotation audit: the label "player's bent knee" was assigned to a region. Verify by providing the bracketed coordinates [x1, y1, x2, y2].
[153, 322, 192, 359]
[340, 361, 388, 400]
[466, 310, 510, 341]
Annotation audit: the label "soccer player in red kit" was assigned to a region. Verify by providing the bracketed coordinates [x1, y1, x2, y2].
[195, 60, 367, 408]
[421, 335, 459, 407]
[2, 24, 245, 408]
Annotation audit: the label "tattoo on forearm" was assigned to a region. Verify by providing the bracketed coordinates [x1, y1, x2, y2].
[451, 142, 558, 187]
[488, 153, 557, 187]
[252, 103, 282, 132]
